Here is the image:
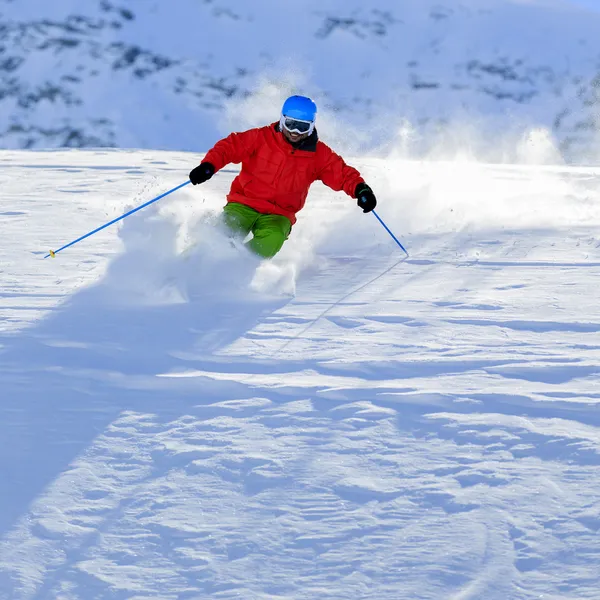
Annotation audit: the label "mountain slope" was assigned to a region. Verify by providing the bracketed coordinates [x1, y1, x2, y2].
[0, 149, 599, 598]
[1, 0, 600, 161]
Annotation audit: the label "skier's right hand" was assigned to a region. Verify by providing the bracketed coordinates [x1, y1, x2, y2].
[189, 162, 215, 185]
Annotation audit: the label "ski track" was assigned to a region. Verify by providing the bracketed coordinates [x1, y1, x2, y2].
[1, 150, 600, 599]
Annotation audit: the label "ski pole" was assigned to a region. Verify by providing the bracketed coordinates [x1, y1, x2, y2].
[372, 210, 408, 256]
[44, 180, 192, 258]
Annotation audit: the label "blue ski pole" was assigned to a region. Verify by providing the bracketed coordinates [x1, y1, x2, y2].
[372, 210, 409, 256]
[45, 180, 192, 259]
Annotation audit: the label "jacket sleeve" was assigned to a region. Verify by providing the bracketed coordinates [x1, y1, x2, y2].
[316, 144, 365, 198]
[203, 127, 261, 172]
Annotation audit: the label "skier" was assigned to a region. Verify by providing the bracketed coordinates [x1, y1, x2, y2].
[189, 95, 377, 259]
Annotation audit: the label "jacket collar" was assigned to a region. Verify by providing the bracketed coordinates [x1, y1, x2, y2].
[273, 122, 318, 152]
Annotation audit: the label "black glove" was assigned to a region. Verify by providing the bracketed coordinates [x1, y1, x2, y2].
[355, 182, 377, 213]
[189, 162, 215, 185]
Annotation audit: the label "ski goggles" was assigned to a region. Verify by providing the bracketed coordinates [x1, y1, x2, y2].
[280, 115, 315, 135]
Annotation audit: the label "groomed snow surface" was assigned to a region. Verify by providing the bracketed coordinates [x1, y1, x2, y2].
[1, 149, 599, 599]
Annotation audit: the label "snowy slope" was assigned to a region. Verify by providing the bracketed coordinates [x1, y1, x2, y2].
[1, 149, 600, 599]
[1, 0, 600, 161]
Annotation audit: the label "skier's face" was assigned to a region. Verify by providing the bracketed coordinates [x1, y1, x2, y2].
[282, 127, 310, 144]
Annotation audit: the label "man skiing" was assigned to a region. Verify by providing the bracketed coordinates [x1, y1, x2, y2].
[189, 95, 377, 259]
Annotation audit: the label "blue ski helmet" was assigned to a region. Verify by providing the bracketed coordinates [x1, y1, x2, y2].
[281, 95, 317, 123]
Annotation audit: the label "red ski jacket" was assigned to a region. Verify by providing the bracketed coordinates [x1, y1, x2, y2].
[203, 123, 364, 225]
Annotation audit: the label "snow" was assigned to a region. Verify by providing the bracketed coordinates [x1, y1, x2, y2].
[1, 146, 599, 599]
[2, 0, 600, 161]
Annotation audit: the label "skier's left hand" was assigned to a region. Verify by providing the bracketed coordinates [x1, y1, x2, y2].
[355, 183, 377, 213]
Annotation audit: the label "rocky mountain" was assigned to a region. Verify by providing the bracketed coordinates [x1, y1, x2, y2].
[0, 0, 599, 162]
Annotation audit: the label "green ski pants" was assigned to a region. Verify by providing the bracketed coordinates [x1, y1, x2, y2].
[222, 202, 292, 259]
